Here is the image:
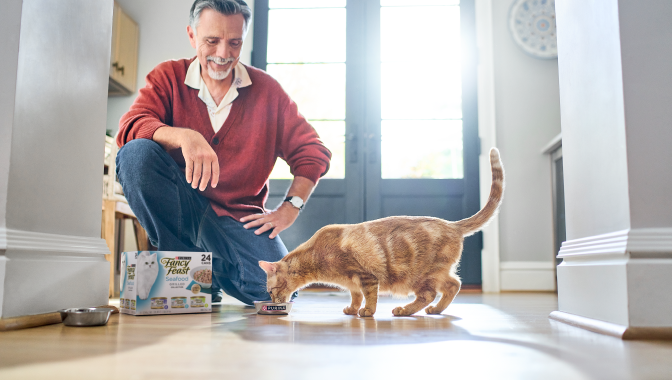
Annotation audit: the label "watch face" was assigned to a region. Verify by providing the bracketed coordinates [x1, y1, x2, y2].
[290, 197, 303, 208]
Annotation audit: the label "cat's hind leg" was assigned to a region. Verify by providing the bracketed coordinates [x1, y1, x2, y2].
[425, 276, 461, 315]
[392, 282, 437, 316]
[358, 274, 379, 317]
[343, 289, 363, 315]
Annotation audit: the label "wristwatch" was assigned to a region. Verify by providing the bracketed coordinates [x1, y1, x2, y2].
[284, 196, 304, 210]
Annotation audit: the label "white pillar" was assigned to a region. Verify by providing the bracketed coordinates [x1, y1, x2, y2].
[0, 0, 113, 319]
[552, 0, 672, 338]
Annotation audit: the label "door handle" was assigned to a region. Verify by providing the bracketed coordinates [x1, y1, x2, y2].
[112, 62, 125, 76]
[347, 133, 358, 164]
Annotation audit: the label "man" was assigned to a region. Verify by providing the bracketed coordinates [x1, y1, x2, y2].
[115, 0, 331, 305]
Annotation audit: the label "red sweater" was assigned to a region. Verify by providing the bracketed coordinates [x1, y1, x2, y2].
[117, 58, 331, 220]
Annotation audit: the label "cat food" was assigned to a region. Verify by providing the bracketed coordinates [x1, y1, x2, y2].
[171, 297, 187, 308]
[120, 251, 212, 316]
[193, 269, 211, 284]
[191, 296, 206, 307]
[151, 297, 168, 309]
[254, 301, 293, 315]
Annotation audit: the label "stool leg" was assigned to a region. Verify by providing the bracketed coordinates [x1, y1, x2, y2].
[102, 200, 116, 298]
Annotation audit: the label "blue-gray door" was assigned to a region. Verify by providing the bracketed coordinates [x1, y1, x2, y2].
[253, 0, 481, 285]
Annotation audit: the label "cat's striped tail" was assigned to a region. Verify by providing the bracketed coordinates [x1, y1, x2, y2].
[454, 148, 504, 237]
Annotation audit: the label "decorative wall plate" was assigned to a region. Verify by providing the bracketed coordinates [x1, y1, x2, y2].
[509, 0, 557, 59]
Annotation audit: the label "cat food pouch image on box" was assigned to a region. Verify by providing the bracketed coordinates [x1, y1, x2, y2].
[120, 251, 212, 316]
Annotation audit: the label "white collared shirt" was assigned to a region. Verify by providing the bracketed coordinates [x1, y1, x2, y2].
[184, 59, 252, 133]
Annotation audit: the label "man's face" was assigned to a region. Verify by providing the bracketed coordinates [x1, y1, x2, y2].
[187, 9, 245, 82]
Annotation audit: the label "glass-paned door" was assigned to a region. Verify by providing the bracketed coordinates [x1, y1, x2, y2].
[254, 0, 482, 284]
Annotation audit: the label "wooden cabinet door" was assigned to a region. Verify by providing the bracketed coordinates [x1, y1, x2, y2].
[110, 2, 138, 94]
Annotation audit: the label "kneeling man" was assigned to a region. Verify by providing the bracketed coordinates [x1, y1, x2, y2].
[115, 0, 331, 304]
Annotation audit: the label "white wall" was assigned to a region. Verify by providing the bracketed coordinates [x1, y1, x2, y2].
[0, 0, 23, 235]
[1, 0, 112, 318]
[106, 0, 255, 136]
[476, 0, 561, 291]
[491, 0, 560, 263]
[554, 0, 672, 329]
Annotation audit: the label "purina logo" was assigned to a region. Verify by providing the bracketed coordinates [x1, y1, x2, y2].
[175, 256, 191, 260]
[262, 305, 286, 311]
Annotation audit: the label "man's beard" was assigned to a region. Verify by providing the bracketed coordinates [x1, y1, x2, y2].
[206, 56, 236, 80]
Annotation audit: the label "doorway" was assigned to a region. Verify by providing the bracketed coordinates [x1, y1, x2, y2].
[253, 0, 481, 285]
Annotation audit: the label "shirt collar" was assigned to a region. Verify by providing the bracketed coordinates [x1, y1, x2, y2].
[184, 58, 252, 91]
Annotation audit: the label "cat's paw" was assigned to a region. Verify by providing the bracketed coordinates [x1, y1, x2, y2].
[358, 307, 375, 317]
[425, 306, 442, 315]
[392, 306, 410, 316]
[343, 306, 358, 315]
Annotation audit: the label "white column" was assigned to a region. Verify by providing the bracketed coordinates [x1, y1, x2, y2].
[0, 0, 113, 319]
[552, 0, 672, 338]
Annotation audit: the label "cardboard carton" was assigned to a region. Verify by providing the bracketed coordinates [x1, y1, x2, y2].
[120, 251, 212, 315]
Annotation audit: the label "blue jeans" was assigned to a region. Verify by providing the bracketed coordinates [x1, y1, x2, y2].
[116, 139, 287, 305]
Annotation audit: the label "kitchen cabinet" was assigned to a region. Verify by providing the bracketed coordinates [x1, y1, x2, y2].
[108, 2, 138, 96]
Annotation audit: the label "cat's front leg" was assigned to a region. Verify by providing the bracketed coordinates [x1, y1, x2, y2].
[138, 283, 148, 300]
[343, 289, 363, 315]
[358, 274, 379, 317]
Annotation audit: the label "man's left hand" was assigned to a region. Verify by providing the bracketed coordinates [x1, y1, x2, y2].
[241, 203, 300, 239]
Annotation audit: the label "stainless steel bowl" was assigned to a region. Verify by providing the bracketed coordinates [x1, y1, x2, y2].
[59, 307, 112, 327]
[254, 301, 293, 315]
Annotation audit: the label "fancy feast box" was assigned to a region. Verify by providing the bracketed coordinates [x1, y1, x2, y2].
[120, 251, 212, 315]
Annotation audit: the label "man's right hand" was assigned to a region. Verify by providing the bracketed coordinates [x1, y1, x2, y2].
[153, 127, 219, 191]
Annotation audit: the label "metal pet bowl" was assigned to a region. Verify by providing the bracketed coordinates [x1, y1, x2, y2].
[59, 307, 112, 327]
[254, 301, 293, 315]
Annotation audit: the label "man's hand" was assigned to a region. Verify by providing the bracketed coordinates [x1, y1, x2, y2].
[241, 203, 300, 239]
[240, 176, 315, 239]
[153, 127, 219, 191]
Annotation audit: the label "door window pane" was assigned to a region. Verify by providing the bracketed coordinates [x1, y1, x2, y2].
[267, 63, 345, 120]
[381, 62, 462, 119]
[380, 6, 461, 119]
[270, 121, 345, 179]
[381, 120, 463, 179]
[268, 8, 346, 63]
[380, 6, 460, 63]
[380, 3, 463, 179]
[270, 0, 346, 8]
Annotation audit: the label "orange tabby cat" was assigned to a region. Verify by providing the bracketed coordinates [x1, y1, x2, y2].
[259, 148, 504, 317]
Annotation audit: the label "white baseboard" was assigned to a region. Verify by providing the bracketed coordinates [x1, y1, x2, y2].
[549, 311, 672, 340]
[500, 261, 557, 291]
[0, 227, 110, 319]
[558, 228, 672, 259]
[0, 227, 109, 255]
[557, 228, 672, 327]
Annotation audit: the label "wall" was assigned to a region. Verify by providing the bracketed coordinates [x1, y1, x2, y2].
[554, 0, 672, 329]
[619, 0, 672, 230]
[0, 0, 23, 236]
[478, 0, 561, 290]
[106, 0, 255, 136]
[0, 0, 112, 318]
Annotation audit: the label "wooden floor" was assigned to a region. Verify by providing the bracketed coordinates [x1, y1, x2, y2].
[1, 292, 672, 379]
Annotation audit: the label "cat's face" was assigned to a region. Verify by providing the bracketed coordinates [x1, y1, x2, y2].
[141, 253, 157, 270]
[259, 261, 293, 303]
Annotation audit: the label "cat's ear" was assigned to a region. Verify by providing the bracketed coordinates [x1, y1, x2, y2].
[259, 261, 277, 274]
